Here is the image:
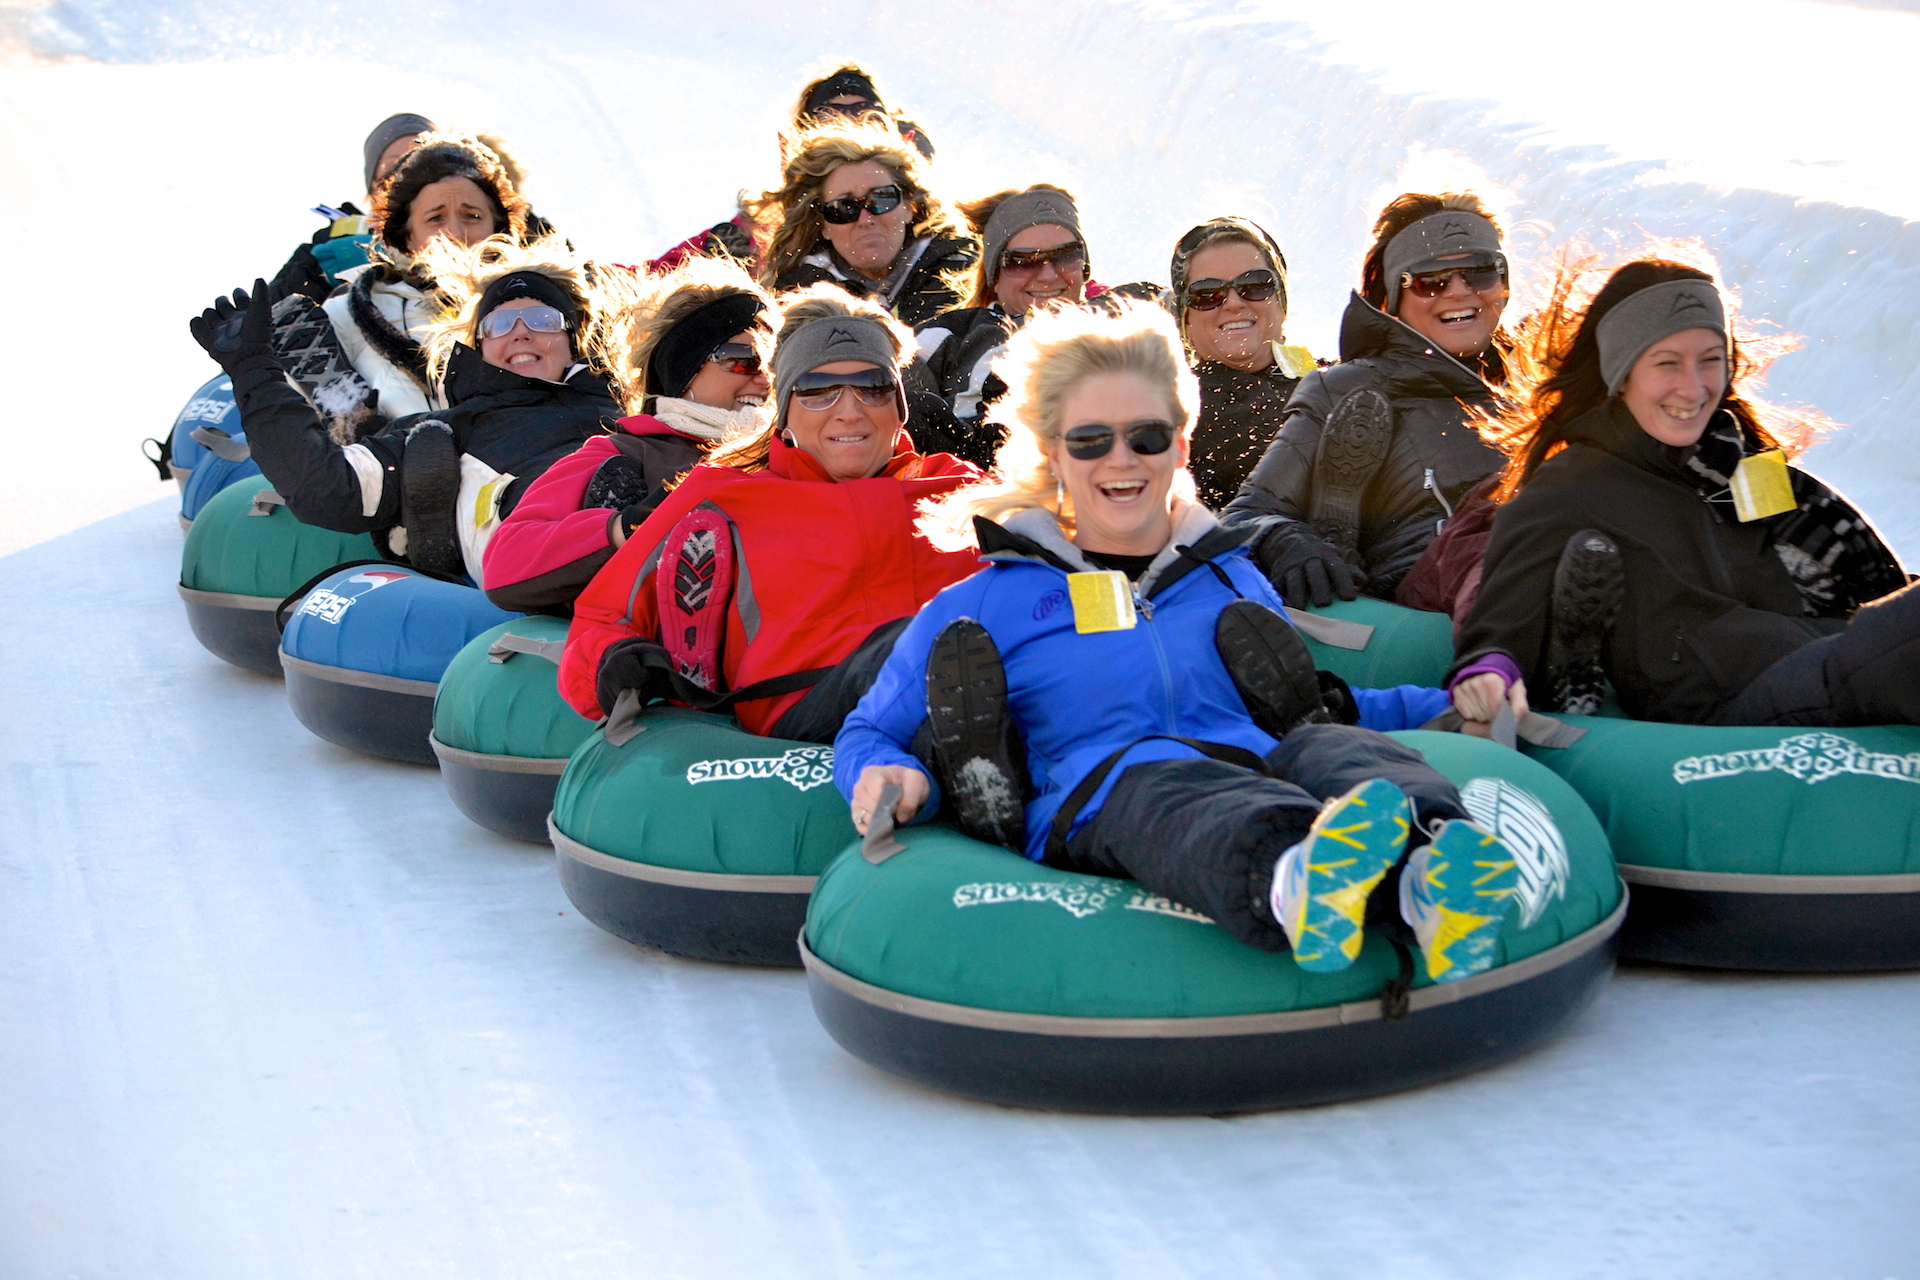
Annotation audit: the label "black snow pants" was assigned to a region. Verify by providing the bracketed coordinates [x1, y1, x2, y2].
[1061, 723, 1466, 952]
[1714, 579, 1920, 727]
[770, 618, 914, 744]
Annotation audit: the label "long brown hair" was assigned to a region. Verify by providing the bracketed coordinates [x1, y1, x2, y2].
[954, 183, 1080, 309]
[1479, 248, 1825, 501]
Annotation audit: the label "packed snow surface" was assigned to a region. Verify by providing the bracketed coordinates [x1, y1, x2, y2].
[4, 1, 1920, 1274]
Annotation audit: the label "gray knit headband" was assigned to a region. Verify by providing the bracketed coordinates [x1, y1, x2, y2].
[773, 315, 899, 425]
[1382, 211, 1502, 311]
[982, 190, 1083, 286]
[1596, 279, 1727, 396]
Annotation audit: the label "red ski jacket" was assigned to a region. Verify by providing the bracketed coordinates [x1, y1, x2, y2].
[559, 434, 982, 734]
[482, 414, 707, 613]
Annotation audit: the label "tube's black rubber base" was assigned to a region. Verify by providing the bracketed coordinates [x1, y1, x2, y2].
[1621, 883, 1920, 971]
[183, 600, 283, 675]
[438, 757, 560, 844]
[556, 851, 809, 968]
[284, 668, 437, 765]
[805, 929, 1618, 1114]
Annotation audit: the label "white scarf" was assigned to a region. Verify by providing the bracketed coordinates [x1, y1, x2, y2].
[651, 396, 769, 443]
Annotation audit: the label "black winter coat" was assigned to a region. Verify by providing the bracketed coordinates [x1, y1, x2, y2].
[1191, 361, 1301, 510]
[1223, 291, 1506, 596]
[1452, 400, 1843, 724]
[773, 232, 978, 328]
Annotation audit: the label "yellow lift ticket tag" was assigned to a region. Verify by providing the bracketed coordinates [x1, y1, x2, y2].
[1275, 344, 1317, 379]
[1731, 450, 1796, 522]
[330, 214, 370, 238]
[1068, 571, 1137, 634]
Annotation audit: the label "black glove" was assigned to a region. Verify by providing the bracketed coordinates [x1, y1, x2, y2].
[595, 636, 674, 716]
[270, 242, 332, 306]
[188, 279, 276, 375]
[1252, 519, 1366, 609]
[1316, 670, 1361, 725]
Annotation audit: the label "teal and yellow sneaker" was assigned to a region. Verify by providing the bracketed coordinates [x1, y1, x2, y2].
[1400, 820, 1521, 983]
[1271, 778, 1411, 973]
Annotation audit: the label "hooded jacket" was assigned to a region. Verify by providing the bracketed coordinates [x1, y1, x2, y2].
[834, 502, 1450, 862]
[322, 262, 435, 421]
[1223, 291, 1506, 595]
[558, 435, 983, 735]
[1452, 400, 1854, 724]
[234, 341, 620, 582]
[774, 232, 978, 328]
[481, 399, 758, 612]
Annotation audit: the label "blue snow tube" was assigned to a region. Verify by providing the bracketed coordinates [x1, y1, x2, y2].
[178, 429, 262, 525]
[279, 564, 517, 764]
[149, 375, 252, 520]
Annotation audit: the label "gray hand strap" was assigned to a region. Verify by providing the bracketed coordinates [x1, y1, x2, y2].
[861, 783, 907, 863]
[603, 687, 645, 748]
[1418, 707, 1589, 749]
[487, 633, 566, 665]
[1282, 606, 1375, 651]
[247, 488, 287, 518]
[189, 426, 252, 463]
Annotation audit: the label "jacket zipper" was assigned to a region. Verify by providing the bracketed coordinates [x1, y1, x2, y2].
[1424, 468, 1455, 537]
[1134, 593, 1178, 728]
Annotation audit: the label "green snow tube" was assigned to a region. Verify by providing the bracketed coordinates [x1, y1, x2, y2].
[177, 477, 377, 674]
[1524, 716, 1920, 970]
[431, 617, 596, 843]
[1297, 597, 1454, 690]
[549, 708, 856, 966]
[803, 731, 1623, 1114]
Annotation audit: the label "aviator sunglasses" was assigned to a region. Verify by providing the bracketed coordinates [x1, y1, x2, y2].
[477, 302, 569, 340]
[1184, 269, 1281, 311]
[1399, 259, 1506, 299]
[792, 367, 901, 411]
[818, 184, 905, 225]
[1001, 240, 1087, 276]
[1062, 419, 1178, 461]
[707, 342, 763, 377]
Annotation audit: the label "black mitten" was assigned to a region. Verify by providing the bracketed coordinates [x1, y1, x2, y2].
[595, 636, 673, 715]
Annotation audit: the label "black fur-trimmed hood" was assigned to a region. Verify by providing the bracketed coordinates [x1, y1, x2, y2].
[348, 265, 430, 387]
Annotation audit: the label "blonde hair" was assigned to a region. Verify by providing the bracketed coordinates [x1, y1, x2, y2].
[609, 255, 774, 414]
[746, 119, 965, 291]
[412, 233, 623, 387]
[705, 284, 913, 473]
[918, 303, 1198, 550]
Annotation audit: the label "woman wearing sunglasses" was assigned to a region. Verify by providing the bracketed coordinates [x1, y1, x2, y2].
[483, 258, 777, 612]
[748, 120, 977, 328]
[1169, 216, 1314, 510]
[192, 235, 626, 584]
[558, 287, 984, 745]
[835, 306, 1511, 979]
[1224, 192, 1512, 610]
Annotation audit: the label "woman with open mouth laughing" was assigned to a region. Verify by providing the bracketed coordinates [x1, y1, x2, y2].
[1223, 191, 1512, 610]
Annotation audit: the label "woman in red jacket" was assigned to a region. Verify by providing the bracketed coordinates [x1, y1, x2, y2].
[558, 287, 983, 742]
[483, 258, 775, 612]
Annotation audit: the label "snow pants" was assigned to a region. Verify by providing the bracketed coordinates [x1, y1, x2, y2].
[771, 618, 914, 745]
[1061, 723, 1466, 952]
[1715, 579, 1920, 727]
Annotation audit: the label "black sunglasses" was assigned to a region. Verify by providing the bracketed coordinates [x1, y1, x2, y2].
[819, 184, 905, 225]
[1184, 270, 1281, 311]
[707, 342, 763, 377]
[1400, 260, 1506, 299]
[1001, 240, 1087, 276]
[1062, 419, 1178, 461]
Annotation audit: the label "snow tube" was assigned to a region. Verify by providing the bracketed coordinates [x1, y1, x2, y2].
[1523, 716, 1920, 971]
[803, 731, 1623, 1114]
[177, 426, 260, 526]
[177, 477, 377, 674]
[1297, 597, 1454, 690]
[430, 617, 595, 842]
[549, 708, 854, 966]
[146, 373, 236, 497]
[279, 566, 516, 764]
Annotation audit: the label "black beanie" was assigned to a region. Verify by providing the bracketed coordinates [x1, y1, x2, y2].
[647, 293, 767, 399]
[474, 270, 579, 336]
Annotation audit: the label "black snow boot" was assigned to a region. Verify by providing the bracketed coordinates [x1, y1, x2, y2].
[1308, 387, 1394, 564]
[399, 420, 465, 578]
[925, 619, 1029, 850]
[1544, 529, 1624, 715]
[1215, 600, 1331, 737]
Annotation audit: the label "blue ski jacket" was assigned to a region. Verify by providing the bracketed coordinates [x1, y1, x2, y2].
[834, 503, 1450, 861]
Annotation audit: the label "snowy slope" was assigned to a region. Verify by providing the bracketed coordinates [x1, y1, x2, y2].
[5, 0, 1920, 558]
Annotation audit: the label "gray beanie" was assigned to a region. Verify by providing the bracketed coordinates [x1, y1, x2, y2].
[982, 189, 1083, 285]
[1596, 278, 1727, 396]
[1382, 210, 1502, 311]
[773, 315, 901, 425]
[364, 113, 437, 192]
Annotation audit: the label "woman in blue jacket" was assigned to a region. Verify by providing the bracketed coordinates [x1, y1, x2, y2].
[835, 305, 1522, 984]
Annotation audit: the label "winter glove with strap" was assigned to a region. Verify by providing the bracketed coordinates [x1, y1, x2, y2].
[594, 636, 676, 718]
[270, 243, 333, 306]
[1252, 518, 1366, 609]
[189, 279, 280, 384]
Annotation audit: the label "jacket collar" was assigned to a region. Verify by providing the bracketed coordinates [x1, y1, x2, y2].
[979, 499, 1252, 599]
[442, 343, 617, 408]
[766, 429, 924, 482]
[1335, 290, 1501, 397]
[1563, 397, 1724, 485]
